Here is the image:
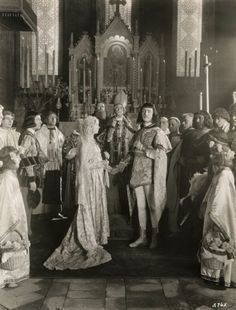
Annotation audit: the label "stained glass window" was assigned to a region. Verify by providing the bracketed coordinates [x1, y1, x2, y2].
[105, 0, 132, 29]
[31, 0, 59, 75]
[176, 0, 202, 77]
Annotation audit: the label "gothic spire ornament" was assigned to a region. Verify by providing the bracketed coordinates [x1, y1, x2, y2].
[109, 0, 127, 15]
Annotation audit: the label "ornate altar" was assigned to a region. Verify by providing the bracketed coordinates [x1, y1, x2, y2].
[68, 1, 165, 120]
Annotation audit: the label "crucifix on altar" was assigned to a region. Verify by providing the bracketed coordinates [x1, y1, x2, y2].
[109, 0, 127, 14]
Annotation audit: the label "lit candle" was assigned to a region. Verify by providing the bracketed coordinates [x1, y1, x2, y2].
[199, 91, 203, 110]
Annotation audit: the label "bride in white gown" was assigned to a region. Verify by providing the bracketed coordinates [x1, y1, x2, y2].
[44, 116, 112, 270]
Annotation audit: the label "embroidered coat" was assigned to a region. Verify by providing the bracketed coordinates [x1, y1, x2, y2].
[130, 125, 172, 221]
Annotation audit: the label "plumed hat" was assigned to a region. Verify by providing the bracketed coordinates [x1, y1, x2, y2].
[212, 108, 230, 122]
[22, 111, 40, 129]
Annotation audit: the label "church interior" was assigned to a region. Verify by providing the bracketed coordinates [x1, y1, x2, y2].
[0, 0, 236, 309]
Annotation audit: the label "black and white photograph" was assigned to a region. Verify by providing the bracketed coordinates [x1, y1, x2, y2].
[0, 0, 236, 309]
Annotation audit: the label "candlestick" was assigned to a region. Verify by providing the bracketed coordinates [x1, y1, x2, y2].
[148, 56, 152, 102]
[188, 57, 192, 77]
[52, 50, 55, 86]
[233, 91, 236, 104]
[26, 46, 30, 88]
[162, 59, 166, 97]
[83, 58, 86, 103]
[96, 55, 100, 100]
[89, 69, 92, 103]
[140, 68, 143, 104]
[184, 50, 188, 77]
[36, 34, 39, 81]
[156, 70, 159, 103]
[194, 49, 197, 77]
[205, 55, 210, 113]
[70, 32, 74, 48]
[132, 57, 135, 101]
[21, 37, 25, 88]
[44, 44, 48, 88]
[199, 91, 203, 110]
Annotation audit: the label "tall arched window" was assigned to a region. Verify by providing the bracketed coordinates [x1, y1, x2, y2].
[176, 0, 202, 77]
[31, 0, 59, 76]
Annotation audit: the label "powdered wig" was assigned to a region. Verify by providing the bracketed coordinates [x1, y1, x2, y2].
[0, 105, 3, 112]
[83, 116, 99, 136]
[0, 146, 19, 170]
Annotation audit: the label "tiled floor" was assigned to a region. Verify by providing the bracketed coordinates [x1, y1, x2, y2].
[0, 277, 235, 310]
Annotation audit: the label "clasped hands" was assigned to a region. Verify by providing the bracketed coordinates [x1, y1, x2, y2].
[102, 151, 128, 174]
[103, 160, 127, 175]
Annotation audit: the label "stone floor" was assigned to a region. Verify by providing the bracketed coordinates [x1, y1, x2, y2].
[29, 214, 200, 278]
[1, 215, 235, 309]
[0, 277, 236, 310]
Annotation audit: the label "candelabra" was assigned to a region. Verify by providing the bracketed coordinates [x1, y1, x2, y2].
[16, 78, 70, 121]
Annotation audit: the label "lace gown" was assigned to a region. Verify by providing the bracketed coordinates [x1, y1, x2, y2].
[44, 139, 111, 270]
[0, 170, 30, 288]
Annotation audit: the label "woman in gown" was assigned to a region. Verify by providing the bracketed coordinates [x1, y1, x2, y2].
[200, 137, 236, 288]
[44, 116, 112, 270]
[0, 146, 30, 288]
